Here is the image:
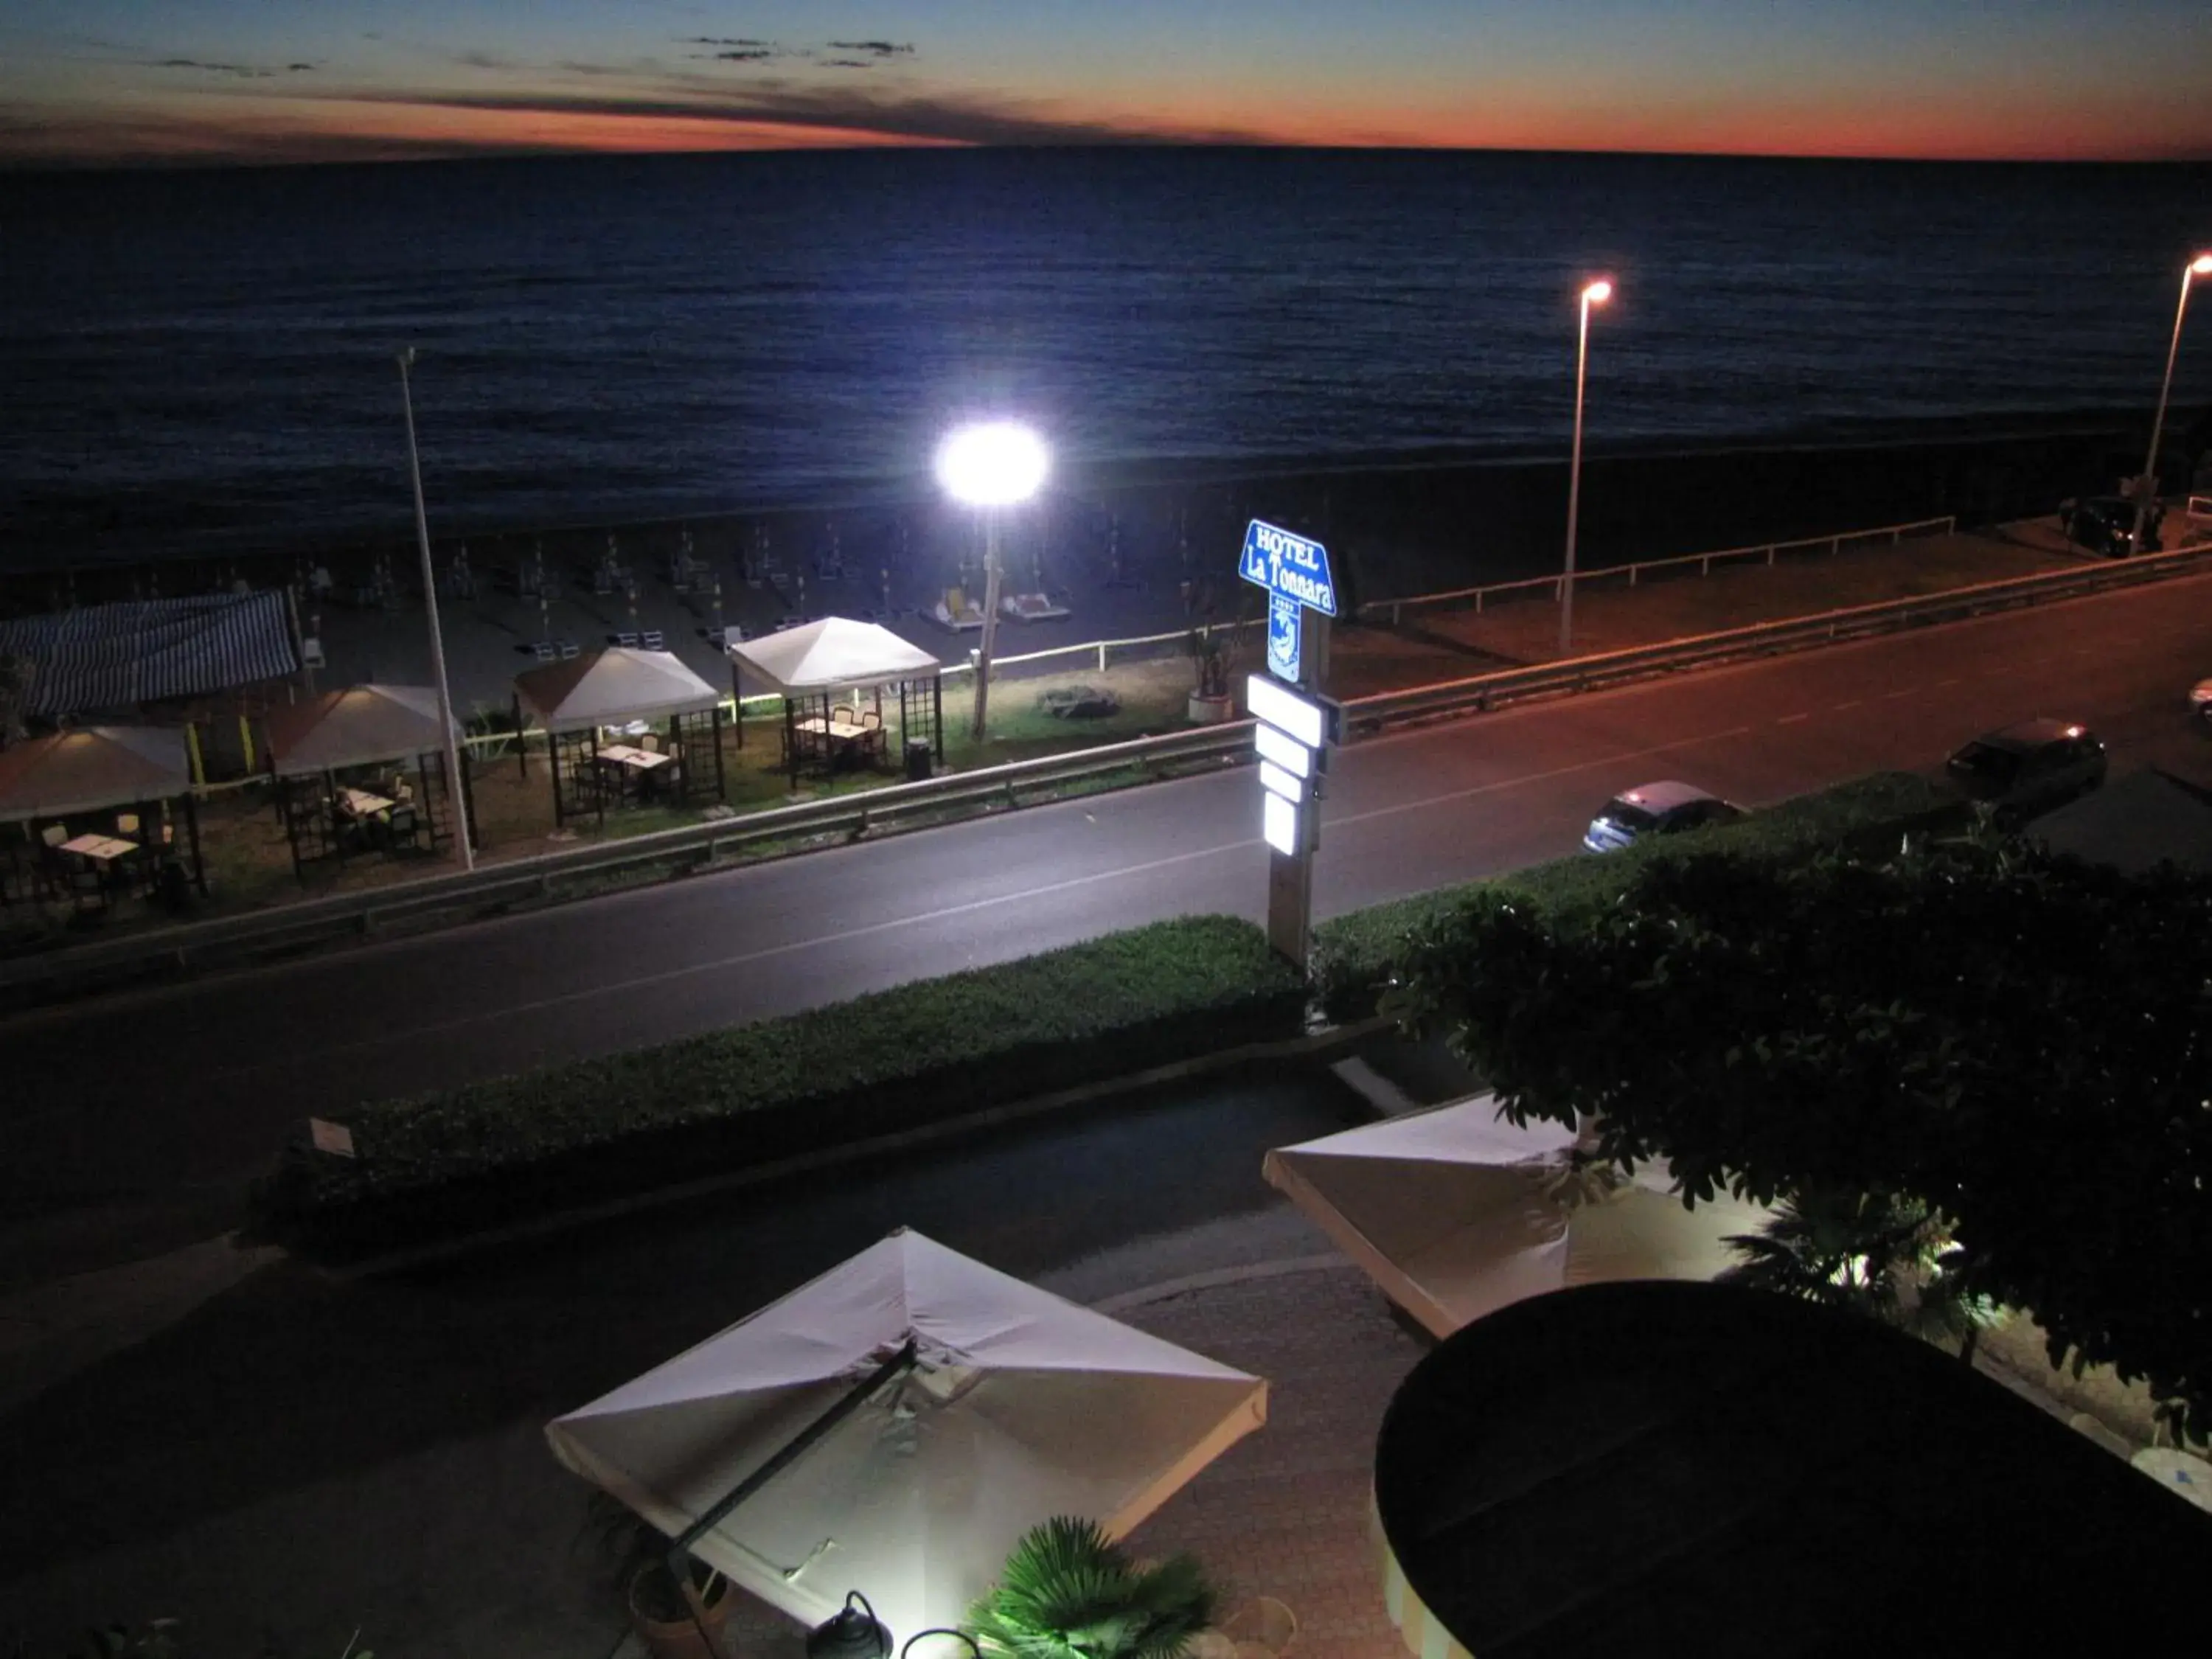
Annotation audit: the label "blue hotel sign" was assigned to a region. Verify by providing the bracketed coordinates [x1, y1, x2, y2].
[1239, 520, 1336, 684]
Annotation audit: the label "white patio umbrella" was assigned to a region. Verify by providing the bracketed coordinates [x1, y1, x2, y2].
[546, 1228, 1267, 1647]
[1263, 1095, 1773, 1340]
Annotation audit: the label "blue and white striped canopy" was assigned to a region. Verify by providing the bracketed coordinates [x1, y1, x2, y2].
[0, 591, 298, 717]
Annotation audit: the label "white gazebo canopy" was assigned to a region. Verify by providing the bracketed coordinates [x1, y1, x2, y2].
[727, 616, 942, 696]
[546, 1228, 1267, 1646]
[0, 726, 190, 821]
[515, 647, 721, 734]
[264, 684, 458, 777]
[1262, 1095, 1773, 1340]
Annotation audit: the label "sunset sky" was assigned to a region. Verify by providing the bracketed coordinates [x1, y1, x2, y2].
[4, 0, 2211, 168]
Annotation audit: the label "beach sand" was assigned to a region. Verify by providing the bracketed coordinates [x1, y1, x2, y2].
[0, 417, 2170, 742]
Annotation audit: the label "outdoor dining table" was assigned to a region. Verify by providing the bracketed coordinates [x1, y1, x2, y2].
[337, 787, 397, 818]
[60, 832, 139, 863]
[595, 743, 675, 772]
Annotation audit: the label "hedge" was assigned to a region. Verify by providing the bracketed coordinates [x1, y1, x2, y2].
[249, 914, 1305, 1260]
[1310, 771, 1960, 1023]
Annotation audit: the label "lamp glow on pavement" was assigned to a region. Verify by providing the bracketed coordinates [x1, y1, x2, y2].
[933, 422, 1049, 507]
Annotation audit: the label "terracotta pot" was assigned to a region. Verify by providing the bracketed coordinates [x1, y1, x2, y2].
[1189, 691, 1235, 725]
[629, 1565, 734, 1659]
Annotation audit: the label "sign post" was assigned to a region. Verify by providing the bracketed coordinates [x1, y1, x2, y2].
[1238, 520, 1339, 966]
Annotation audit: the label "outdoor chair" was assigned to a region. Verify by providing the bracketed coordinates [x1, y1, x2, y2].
[639, 732, 661, 754]
[830, 703, 858, 727]
[859, 709, 885, 759]
[40, 823, 67, 850]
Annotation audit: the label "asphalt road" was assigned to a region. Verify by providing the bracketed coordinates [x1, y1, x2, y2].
[7, 570, 2212, 1278]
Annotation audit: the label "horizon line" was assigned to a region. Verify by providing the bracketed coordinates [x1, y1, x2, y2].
[7, 137, 2212, 178]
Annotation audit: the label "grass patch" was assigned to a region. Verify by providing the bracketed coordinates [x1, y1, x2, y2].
[248, 914, 1304, 1260]
[1312, 771, 1961, 1023]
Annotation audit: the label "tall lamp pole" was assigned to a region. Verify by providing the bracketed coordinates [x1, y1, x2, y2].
[397, 349, 475, 872]
[935, 422, 1049, 742]
[1559, 277, 1613, 658]
[2132, 253, 2212, 557]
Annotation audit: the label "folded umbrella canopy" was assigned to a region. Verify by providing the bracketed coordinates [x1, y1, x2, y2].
[547, 1228, 1267, 1646]
[1262, 1095, 1772, 1340]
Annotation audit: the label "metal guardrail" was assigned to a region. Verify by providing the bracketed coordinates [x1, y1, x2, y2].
[1359, 515, 1958, 627]
[938, 618, 1265, 681]
[1335, 536, 2212, 732]
[0, 721, 1252, 998]
[13, 527, 2211, 1002]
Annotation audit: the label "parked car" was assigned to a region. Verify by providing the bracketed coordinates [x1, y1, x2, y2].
[1582, 780, 1745, 852]
[2191, 678, 2212, 725]
[1944, 720, 2107, 824]
[2057, 495, 2162, 557]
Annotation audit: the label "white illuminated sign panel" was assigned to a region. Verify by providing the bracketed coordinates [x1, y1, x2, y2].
[1262, 790, 1300, 856]
[1246, 674, 1324, 750]
[1252, 721, 1312, 778]
[1259, 759, 1304, 802]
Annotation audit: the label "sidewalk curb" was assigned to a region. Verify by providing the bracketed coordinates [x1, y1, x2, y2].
[307, 1014, 1398, 1281]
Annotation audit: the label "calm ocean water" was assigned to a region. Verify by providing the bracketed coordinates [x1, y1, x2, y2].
[1, 147, 2208, 568]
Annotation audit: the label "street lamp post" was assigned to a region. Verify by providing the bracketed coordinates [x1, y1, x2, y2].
[935, 422, 1049, 742]
[1559, 277, 1613, 658]
[2131, 253, 2212, 557]
[396, 349, 476, 872]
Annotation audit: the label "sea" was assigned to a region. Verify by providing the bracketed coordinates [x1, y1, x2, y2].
[2, 146, 2208, 571]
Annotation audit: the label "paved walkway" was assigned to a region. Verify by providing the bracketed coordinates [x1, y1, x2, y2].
[0, 1208, 1425, 1659]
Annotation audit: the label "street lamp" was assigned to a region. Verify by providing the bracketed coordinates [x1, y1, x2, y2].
[396, 349, 475, 872]
[2131, 253, 2212, 558]
[1559, 277, 1612, 658]
[936, 421, 1049, 741]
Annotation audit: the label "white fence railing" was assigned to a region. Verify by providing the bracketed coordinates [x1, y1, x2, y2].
[1360, 515, 1957, 627]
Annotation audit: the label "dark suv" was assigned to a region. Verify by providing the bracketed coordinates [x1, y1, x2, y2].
[2059, 496, 2162, 557]
[1946, 720, 2107, 825]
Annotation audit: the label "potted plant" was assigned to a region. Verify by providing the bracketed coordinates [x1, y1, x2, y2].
[1187, 627, 1233, 725]
[627, 1557, 734, 1659]
[967, 1516, 1215, 1658]
[581, 1492, 735, 1659]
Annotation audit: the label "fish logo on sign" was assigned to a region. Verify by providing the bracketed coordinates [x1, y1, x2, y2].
[1238, 520, 1337, 617]
[1266, 594, 1301, 682]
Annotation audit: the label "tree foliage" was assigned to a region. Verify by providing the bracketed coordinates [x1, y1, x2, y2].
[1383, 834, 2212, 1441]
[967, 1516, 1215, 1659]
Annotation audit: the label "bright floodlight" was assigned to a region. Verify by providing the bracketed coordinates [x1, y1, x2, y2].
[1583, 279, 1614, 305]
[2192, 254, 2212, 276]
[935, 422, 1049, 507]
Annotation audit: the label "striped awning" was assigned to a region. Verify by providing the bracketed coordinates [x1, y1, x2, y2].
[0, 591, 298, 717]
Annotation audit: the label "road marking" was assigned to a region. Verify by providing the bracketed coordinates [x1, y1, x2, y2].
[1882, 687, 1919, 699]
[186, 838, 1267, 1082]
[180, 723, 1754, 1083]
[1330, 726, 1754, 830]
[1777, 713, 1810, 725]
[1934, 678, 1961, 687]
[1833, 699, 1863, 710]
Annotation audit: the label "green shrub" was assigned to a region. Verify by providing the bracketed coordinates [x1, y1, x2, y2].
[1311, 771, 1958, 1023]
[248, 915, 1303, 1259]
